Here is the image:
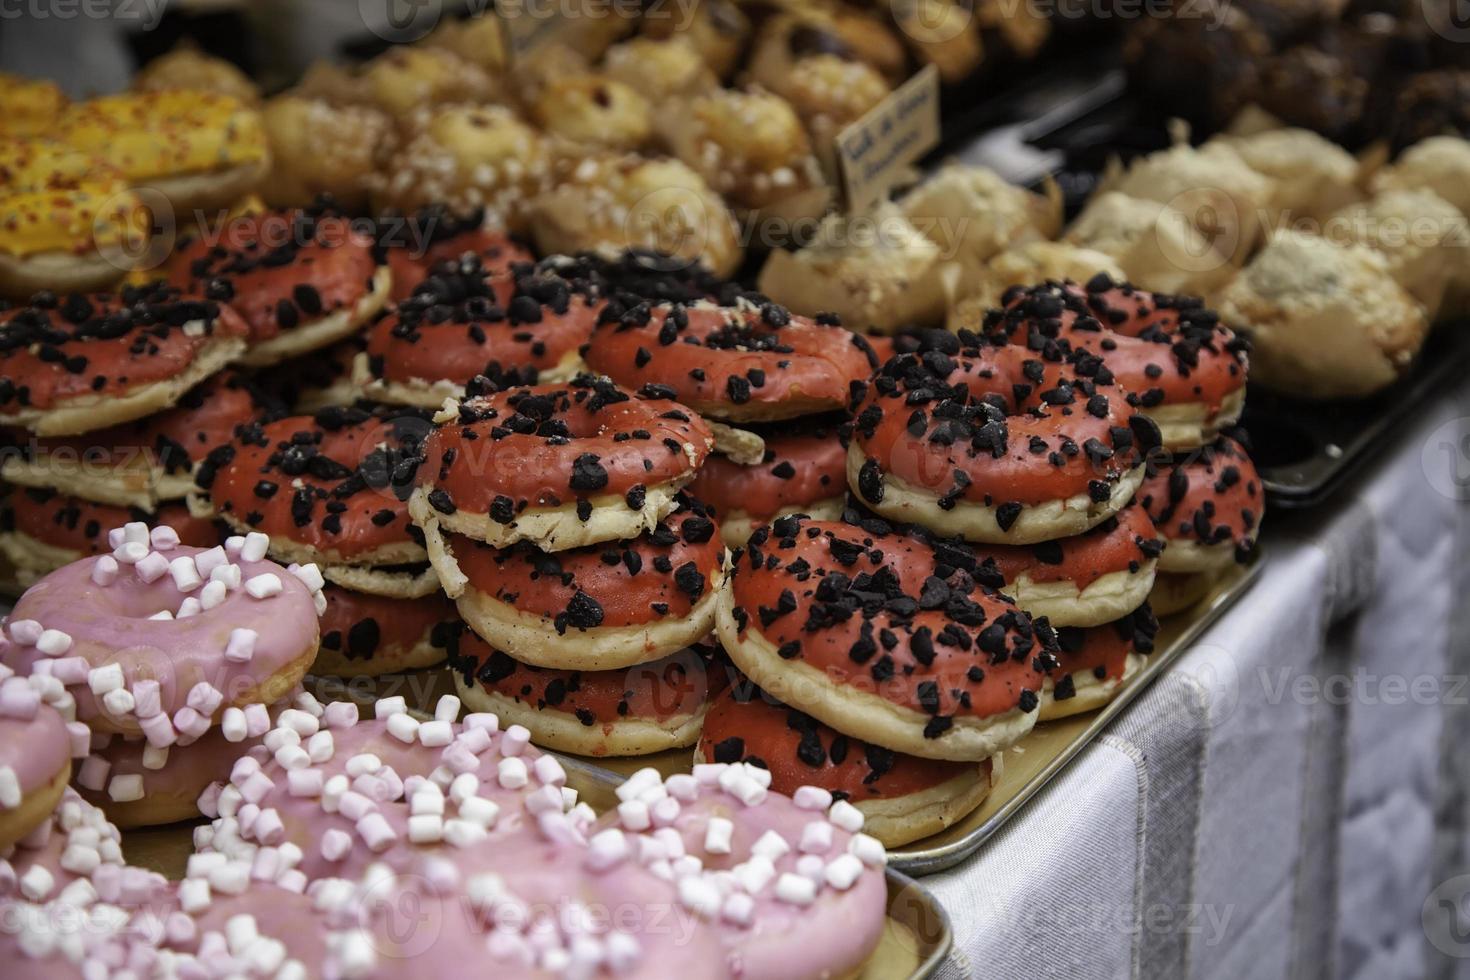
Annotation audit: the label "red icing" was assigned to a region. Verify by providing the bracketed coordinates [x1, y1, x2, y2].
[451, 498, 722, 628]
[318, 584, 456, 664]
[584, 304, 877, 419]
[731, 518, 1050, 722]
[166, 209, 378, 342]
[698, 687, 978, 800]
[979, 504, 1160, 589]
[3, 488, 219, 554]
[207, 410, 425, 560]
[1138, 435, 1261, 547]
[386, 228, 531, 302]
[0, 284, 246, 411]
[688, 429, 846, 521]
[419, 380, 713, 514]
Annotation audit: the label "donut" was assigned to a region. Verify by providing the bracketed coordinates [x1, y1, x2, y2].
[259, 94, 396, 212]
[1147, 571, 1219, 616]
[848, 337, 1155, 545]
[430, 494, 726, 670]
[0, 488, 221, 587]
[984, 277, 1249, 450]
[697, 685, 995, 847]
[597, 761, 890, 980]
[166, 206, 390, 368]
[1138, 435, 1262, 575]
[603, 36, 719, 104]
[973, 504, 1163, 628]
[410, 376, 714, 553]
[687, 423, 849, 547]
[57, 90, 271, 213]
[270, 334, 364, 413]
[0, 137, 149, 299]
[197, 405, 435, 601]
[716, 515, 1056, 761]
[584, 299, 878, 423]
[133, 47, 261, 104]
[379, 206, 532, 304]
[0, 698, 80, 849]
[73, 695, 293, 828]
[0, 787, 155, 909]
[448, 630, 728, 756]
[1039, 606, 1158, 721]
[315, 585, 458, 677]
[358, 257, 601, 409]
[2, 370, 276, 509]
[0, 282, 248, 437]
[2, 526, 321, 739]
[529, 73, 654, 152]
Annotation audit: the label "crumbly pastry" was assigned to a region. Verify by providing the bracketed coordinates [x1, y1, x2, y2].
[1372, 136, 1470, 237]
[698, 685, 995, 847]
[432, 495, 725, 671]
[1327, 188, 1468, 319]
[640, 0, 751, 79]
[530, 74, 654, 153]
[1064, 191, 1239, 298]
[946, 242, 1128, 331]
[258, 94, 396, 211]
[717, 515, 1055, 761]
[1220, 126, 1363, 224]
[901, 164, 1062, 282]
[1097, 141, 1275, 266]
[422, 11, 509, 75]
[1211, 229, 1427, 398]
[529, 153, 744, 278]
[411, 377, 714, 553]
[658, 87, 829, 221]
[756, 203, 949, 333]
[449, 632, 727, 756]
[57, 90, 271, 213]
[0, 283, 247, 437]
[361, 46, 499, 121]
[0, 137, 149, 299]
[890, 0, 984, 83]
[133, 46, 261, 103]
[377, 104, 553, 234]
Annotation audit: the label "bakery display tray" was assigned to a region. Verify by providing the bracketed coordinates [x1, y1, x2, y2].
[121, 808, 953, 979]
[322, 555, 1259, 878]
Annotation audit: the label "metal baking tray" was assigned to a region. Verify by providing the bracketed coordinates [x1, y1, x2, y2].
[121, 778, 953, 979]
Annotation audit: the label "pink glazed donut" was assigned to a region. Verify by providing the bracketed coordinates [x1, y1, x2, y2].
[594, 762, 890, 980]
[0, 696, 86, 850]
[2, 523, 322, 739]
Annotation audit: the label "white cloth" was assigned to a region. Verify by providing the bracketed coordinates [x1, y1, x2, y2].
[927, 383, 1470, 979]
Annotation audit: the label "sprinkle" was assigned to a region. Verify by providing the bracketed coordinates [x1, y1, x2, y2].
[793, 786, 833, 811]
[241, 532, 271, 562]
[824, 853, 864, 890]
[497, 757, 528, 789]
[775, 872, 817, 906]
[149, 525, 181, 550]
[501, 724, 530, 756]
[374, 696, 406, 718]
[617, 799, 651, 832]
[0, 767, 18, 808]
[7, 620, 42, 645]
[677, 876, 721, 917]
[417, 720, 453, 747]
[387, 712, 420, 743]
[848, 832, 886, 868]
[444, 818, 488, 848]
[434, 694, 461, 723]
[320, 829, 352, 861]
[19, 865, 54, 901]
[132, 679, 162, 717]
[586, 828, 629, 871]
[751, 830, 791, 862]
[290, 563, 325, 592]
[408, 814, 444, 843]
[87, 663, 124, 695]
[828, 799, 864, 832]
[176, 597, 202, 618]
[722, 891, 755, 926]
[101, 688, 136, 717]
[140, 712, 177, 748]
[108, 774, 145, 802]
[187, 682, 224, 716]
[704, 817, 733, 855]
[533, 755, 566, 787]
[800, 820, 833, 854]
[225, 628, 258, 663]
[200, 580, 228, 610]
[169, 555, 203, 592]
[35, 628, 71, 656]
[91, 556, 120, 586]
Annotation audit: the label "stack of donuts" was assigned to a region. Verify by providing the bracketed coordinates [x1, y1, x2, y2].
[0, 525, 893, 979]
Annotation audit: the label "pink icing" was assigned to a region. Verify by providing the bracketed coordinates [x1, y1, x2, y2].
[0, 700, 70, 799]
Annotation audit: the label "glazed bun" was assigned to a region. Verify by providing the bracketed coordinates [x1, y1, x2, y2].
[1064, 191, 1236, 297]
[259, 95, 395, 210]
[377, 104, 552, 233]
[640, 0, 750, 78]
[363, 46, 499, 120]
[134, 46, 260, 103]
[891, 0, 984, 82]
[423, 12, 509, 75]
[530, 74, 653, 152]
[1212, 229, 1427, 399]
[1327, 188, 1468, 319]
[530, 153, 743, 277]
[1220, 126, 1362, 223]
[603, 37, 719, 106]
[902, 164, 1062, 281]
[1373, 136, 1470, 219]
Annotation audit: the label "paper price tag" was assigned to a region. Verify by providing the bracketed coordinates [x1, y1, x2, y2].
[834, 64, 941, 216]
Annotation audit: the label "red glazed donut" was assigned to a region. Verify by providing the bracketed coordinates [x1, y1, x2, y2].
[0, 487, 221, 586]
[315, 584, 458, 677]
[583, 299, 879, 422]
[1039, 605, 1158, 721]
[1138, 434, 1262, 574]
[167, 206, 390, 368]
[974, 503, 1163, 627]
[3, 527, 322, 738]
[272, 333, 364, 413]
[2, 370, 276, 509]
[697, 685, 994, 847]
[716, 515, 1056, 761]
[448, 628, 728, 756]
[432, 494, 725, 670]
[688, 423, 849, 547]
[848, 337, 1156, 544]
[984, 276, 1249, 450]
[0, 698, 80, 849]
[410, 376, 714, 553]
[379, 206, 532, 303]
[359, 256, 601, 408]
[0, 282, 247, 437]
[198, 405, 434, 596]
